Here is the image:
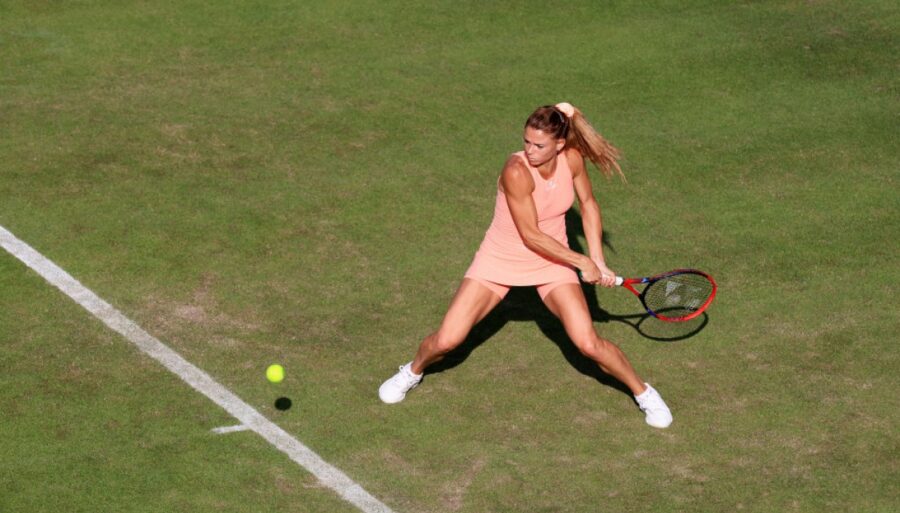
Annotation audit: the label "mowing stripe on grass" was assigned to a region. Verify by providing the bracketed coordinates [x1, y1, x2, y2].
[0, 225, 396, 513]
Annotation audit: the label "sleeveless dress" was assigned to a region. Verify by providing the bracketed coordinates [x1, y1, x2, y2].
[464, 151, 579, 286]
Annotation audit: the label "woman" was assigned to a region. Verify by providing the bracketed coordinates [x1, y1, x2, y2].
[379, 103, 672, 428]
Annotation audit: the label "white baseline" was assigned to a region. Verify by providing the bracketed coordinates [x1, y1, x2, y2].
[0, 225, 395, 513]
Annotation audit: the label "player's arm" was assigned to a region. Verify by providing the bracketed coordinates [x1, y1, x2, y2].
[568, 148, 616, 287]
[500, 156, 599, 281]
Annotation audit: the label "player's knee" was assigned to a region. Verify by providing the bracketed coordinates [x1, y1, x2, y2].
[432, 330, 465, 354]
[574, 334, 610, 361]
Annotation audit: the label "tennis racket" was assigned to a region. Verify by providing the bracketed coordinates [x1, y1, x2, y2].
[614, 269, 717, 322]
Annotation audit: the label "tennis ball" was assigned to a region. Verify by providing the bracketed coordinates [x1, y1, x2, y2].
[266, 364, 284, 383]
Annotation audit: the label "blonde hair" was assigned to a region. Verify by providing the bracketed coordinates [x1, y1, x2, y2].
[525, 105, 624, 180]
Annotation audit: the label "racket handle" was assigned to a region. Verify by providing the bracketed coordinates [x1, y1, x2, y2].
[578, 271, 625, 286]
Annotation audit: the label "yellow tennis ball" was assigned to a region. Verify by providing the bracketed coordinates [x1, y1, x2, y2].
[266, 364, 284, 383]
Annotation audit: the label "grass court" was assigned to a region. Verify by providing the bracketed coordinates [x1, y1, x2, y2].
[1, 1, 897, 512]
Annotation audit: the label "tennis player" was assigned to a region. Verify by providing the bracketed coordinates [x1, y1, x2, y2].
[379, 103, 672, 428]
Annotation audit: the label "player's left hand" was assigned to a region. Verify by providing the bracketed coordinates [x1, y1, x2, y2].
[594, 260, 617, 288]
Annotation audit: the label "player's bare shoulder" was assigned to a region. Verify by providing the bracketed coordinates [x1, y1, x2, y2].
[500, 154, 534, 194]
[562, 147, 586, 178]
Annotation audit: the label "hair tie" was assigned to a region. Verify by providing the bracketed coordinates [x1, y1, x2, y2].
[555, 102, 575, 119]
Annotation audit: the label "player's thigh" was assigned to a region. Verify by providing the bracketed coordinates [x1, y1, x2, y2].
[541, 283, 595, 340]
[438, 278, 505, 336]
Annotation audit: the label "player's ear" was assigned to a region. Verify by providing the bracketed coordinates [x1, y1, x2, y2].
[556, 138, 566, 153]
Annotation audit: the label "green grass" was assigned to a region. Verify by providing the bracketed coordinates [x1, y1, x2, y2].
[1, 1, 898, 512]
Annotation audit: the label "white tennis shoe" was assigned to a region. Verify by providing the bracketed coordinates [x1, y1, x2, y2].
[635, 383, 673, 428]
[378, 362, 422, 404]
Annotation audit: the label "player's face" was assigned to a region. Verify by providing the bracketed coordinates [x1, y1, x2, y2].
[523, 127, 564, 167]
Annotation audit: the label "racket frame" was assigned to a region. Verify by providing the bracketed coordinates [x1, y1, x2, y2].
[616, 269, 717, 322]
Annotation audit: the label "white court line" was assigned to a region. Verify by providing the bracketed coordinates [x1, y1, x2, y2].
[0, 225, 396, 513]
[212, 424, 251, 435]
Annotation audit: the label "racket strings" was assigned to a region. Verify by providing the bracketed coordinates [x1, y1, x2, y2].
[643, 273, 714, 318]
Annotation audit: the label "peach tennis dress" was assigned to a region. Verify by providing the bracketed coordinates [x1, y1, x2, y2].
[464, 151, 580, 296]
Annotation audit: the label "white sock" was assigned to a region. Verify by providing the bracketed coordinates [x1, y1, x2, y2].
[405, 362, 422, 378]
[635, 383, 653, 399]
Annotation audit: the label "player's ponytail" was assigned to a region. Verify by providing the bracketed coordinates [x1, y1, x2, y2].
[565, 105, 624, 180]
[526, 103, 624, 180]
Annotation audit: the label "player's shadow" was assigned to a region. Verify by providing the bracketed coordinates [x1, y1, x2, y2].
[426, 210, 709, 396]
[426, 285, 633, 396]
